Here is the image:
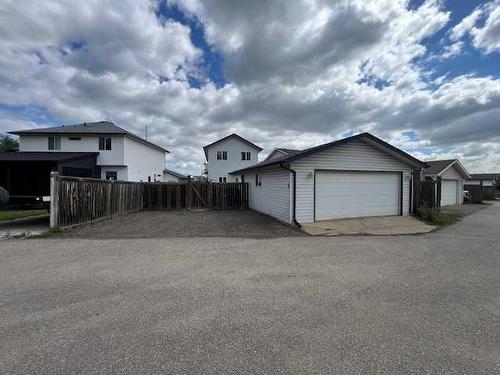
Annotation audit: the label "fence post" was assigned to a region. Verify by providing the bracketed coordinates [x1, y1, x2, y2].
[207, 182, 213, 209]
[106, 181, 112, 218]
[186, 177, 192, 209]
[436, 177, 442, 208]
[49, 171, 59, 228]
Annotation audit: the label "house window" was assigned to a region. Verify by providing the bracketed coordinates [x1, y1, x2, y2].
[105, 171, 117, 180]
[99, 137, 112, 150]
[48, 136, 61, 150]
[241, 152, 251, 160]
[235, 177, 239, 183]
[68, 137, 81, 141]
[217, 151, 227, 160]
[219, 177, 227, 183]
[255, 174, 261, 187]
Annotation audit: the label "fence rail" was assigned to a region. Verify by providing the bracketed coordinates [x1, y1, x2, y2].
[50, 173, 250, 228]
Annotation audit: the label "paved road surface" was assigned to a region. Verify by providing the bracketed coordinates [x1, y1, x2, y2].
[1, 203, 499, 374]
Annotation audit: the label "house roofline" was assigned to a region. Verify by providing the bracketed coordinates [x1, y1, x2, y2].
[230, 132, 428, 174]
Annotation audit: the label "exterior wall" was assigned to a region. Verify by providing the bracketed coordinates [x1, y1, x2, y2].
[441, 165, 463, 180]
[123, 137, 165, 182]
[465, 180, 481, 185]
[291, 140, 414, 224]
[206, 137, 260, 182]
[100, 166, 128, 180]
[242, 167, 291, 224]
[19, 134, 125, 166]
[163, 172, 180, 182]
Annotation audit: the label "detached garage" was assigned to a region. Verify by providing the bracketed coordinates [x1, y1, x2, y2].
[423, 159, 470, 207]
[230, 132, 428, 225]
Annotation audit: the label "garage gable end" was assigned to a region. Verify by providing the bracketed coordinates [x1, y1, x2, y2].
[291, 139, 414, 224]
[441, 164, 463, 180]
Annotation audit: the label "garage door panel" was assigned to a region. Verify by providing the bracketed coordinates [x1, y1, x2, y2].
[315, 171, 400, 220]
[441, 180, 457, 206]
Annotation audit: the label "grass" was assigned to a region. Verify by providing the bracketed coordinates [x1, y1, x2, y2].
[34, 227, 63, 238]
[0, 209, 47, 222]
[417, 206, 460, 226]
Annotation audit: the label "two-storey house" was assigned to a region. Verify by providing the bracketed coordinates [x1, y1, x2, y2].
[203, 134, 262, 182]
[0, 121, 168, 203]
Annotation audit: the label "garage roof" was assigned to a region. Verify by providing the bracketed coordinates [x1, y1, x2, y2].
[423, 159, 470, 179]
[230, 132, 428, 174]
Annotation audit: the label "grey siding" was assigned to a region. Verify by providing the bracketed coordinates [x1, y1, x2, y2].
[244, 167, 291, 223]
[291, 140, 413, 224]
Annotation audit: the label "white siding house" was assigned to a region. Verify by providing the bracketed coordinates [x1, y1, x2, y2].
[232, 133, 427, 225]
[11, 121, 168, 182]
[203, 134, 262, 182]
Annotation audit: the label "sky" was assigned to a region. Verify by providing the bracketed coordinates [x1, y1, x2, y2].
[0, 0, 499, 174]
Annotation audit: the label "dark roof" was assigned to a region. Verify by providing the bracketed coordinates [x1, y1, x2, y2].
[469, 173, 500, 180]
[163, 168, 188, 179]
[0, 151, 98, 162]
[230, 132, 427, 174]
[422, 159, 457, 175]
[203, 133, 263, 160]
[9, 121, 169, 153]
[276, 148, 301, 155]
[423, 159, 470, 179]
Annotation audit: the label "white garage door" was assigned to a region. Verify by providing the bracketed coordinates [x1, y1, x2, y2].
[315, 171, 400, 221]
[441, 180, 458, 206]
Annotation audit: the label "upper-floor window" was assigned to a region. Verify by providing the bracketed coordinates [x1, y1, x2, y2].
[218, 177, 227, 183]
[217, 151, 227, 160]
[241, 152, 251, 160]
[99, 137, 112, 150]
[48, 136, 61, 150]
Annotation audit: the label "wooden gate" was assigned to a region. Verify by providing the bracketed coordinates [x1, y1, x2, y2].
[143, 181, 249, 210]
[414, 179, 441, 210]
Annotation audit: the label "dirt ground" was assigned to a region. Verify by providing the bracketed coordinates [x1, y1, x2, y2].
[59, 209, 305, 239]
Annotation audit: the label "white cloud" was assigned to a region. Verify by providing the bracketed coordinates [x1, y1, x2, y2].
[449, 0, 500, 54]
[0, 0, 498, 174]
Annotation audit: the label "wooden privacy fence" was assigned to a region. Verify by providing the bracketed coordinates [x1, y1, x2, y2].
[50, 173, 250, 228]
[143, 181, 249, 210]
[413, 179, 441, 210]
[50, 172, 143, 228]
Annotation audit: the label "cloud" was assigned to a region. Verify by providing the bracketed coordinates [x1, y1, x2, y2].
[0, 0, 498, 174]
[449, 0, 500, 54]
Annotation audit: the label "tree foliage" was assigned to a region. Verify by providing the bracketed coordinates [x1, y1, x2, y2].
[0, 134, 19, 152]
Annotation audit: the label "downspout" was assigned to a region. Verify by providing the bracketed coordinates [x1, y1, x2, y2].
[280, 163, 301, 228]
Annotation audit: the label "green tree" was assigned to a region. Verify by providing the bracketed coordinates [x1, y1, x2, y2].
[0, 134, 19, 152]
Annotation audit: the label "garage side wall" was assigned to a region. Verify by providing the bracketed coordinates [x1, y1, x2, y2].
[291, 140, 413, 224]
[243, 167, 291, 223]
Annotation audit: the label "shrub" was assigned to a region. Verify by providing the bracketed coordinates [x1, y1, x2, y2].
[416, 206, 459, 225]
[483, 189, 497, 201]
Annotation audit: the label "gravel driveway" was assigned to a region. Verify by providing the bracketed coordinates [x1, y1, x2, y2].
[1, 202, 499, 374]
[60, 209, 305, 239]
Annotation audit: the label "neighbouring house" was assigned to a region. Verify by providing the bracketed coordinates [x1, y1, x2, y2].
[466, 173, 499, 190]
[203, 133, 263, 183]
[422, 159, 470, 206]
[163, 168, 188, 182]
[230, 132, 428, 225]
[0, 121, 168, 203]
